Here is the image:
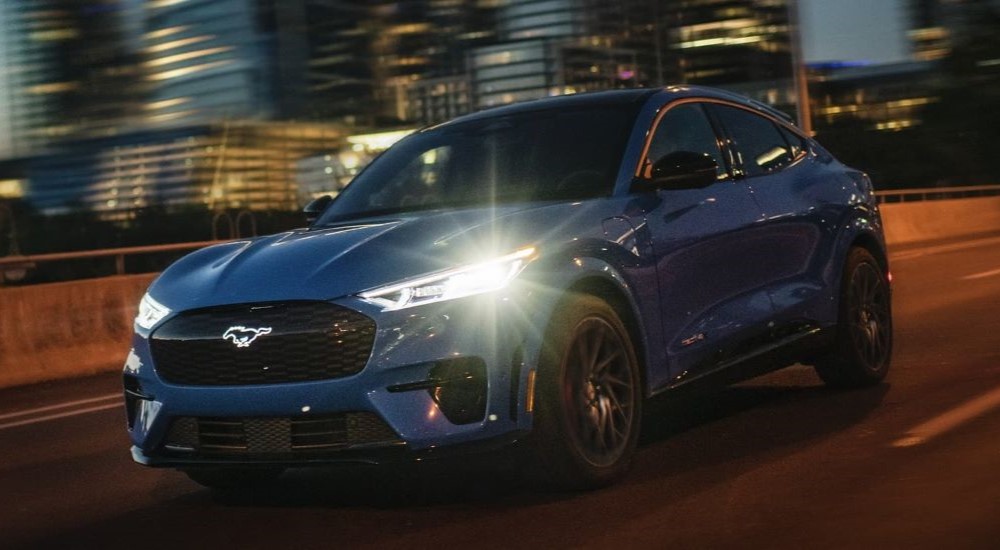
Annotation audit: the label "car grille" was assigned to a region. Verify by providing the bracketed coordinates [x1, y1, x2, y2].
[150, 302, 376, 386]
[162, 412, 401, 456]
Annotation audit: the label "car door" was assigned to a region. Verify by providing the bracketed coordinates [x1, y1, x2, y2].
[707, 104, 845, 337]
[625, 101, 776, 391]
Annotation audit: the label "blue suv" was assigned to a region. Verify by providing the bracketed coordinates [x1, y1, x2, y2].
[123, 86, 892, 489]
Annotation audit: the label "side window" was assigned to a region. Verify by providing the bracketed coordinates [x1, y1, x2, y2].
[779, 126, 808, 158]
[712, 105, 793, 177]
[644, 103, 727, 180]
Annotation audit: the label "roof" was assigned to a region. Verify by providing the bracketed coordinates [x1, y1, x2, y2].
[429, 88, 658, 129]
[429, 85, 795, 130]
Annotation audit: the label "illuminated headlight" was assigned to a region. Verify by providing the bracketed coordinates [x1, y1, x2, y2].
[359, 247, 536, 311]
[135, 292, 171, 330]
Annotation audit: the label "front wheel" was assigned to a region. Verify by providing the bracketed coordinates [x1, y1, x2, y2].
[815, 247, 893, 387]
[532, 294, 642, 490]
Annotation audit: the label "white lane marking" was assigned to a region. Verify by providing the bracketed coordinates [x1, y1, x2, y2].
[0, 402, 122, 431]
[893, 385, 1000, 448]
[962, 267, 1000, 280]
[0, 393, 121, 422]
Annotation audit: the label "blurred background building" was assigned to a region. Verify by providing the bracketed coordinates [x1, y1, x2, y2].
[0, 0, 997, 236]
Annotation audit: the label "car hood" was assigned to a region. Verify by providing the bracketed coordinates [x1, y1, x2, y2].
[148, 202, 590, 312]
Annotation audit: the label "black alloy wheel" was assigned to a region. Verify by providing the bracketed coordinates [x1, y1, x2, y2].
[815, 247, 893, 387]
[533, 294, 642, 489]
[563, 317, 637, 468]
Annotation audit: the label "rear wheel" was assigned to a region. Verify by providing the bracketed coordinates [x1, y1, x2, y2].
[182, 467, 285, 490]
[815, 247, 892, 387]
[532, 294, 642, 489]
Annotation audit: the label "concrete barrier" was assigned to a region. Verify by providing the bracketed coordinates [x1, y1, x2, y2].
[0, 273, 156, 388]
[0, 196, 997, 389]
[881, 196, 1000, 245]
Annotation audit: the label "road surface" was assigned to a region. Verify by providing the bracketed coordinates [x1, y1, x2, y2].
[2, 235, 1000, 549]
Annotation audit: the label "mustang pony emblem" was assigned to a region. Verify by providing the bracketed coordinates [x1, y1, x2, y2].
[223, 326, 273, 348]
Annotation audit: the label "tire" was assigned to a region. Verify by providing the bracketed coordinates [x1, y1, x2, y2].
[182, 467, 285, 491]
[815, 247, 893, 388]
[532, 294, 642, 490]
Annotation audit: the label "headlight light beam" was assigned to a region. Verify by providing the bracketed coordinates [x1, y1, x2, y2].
[359, 247, 536, 311]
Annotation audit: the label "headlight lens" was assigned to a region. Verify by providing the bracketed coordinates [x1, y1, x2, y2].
[359, 247, 536, 311]
[135, 292, 171, 330]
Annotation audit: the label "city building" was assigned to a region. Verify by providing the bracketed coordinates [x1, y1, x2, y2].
[141, 0, 277, 128]
[809, 61, 940, 131]
[404, 75, 472, 126]
[0, 0, 143, 159]
[370, 0, 499, 123]
[468, 0, 646, 111]
[661, 0, 793, 85]
[26, 121, 346, 221]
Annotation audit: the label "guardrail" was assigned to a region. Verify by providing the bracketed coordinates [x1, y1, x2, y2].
[0, 240, 229, 276]
[877, 184, 1000, 204]
[2, 185, 999, 280]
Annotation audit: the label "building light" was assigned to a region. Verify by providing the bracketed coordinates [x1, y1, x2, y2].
[144, 47, 233, 68]
[144, 25, 189, 40]
[149, 0, 190, 9]
[144, 97, 191, 111]
[146, 60, 230, 81]
[0, 180, 25, 199]
[346, 129, 415, 151]
[145, 35, 212, 54]
[677, 36, 764, 49]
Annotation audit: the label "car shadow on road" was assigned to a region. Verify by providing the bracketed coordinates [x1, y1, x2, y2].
[637, 372, 890, 476]
[18, 372, 891, 550]
[192, 370, 890, 509]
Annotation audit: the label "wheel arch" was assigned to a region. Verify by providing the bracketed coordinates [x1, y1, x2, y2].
[563, 275, 649, 396]
[849, 232, 889, 275]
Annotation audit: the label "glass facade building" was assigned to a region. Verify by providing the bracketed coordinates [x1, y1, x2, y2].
[662, 0, 793, 85]
[27, 122, 346, 220]
[0, 0, 142, 159]
[469, 0, 645, 110]
[142, 0, 275, 127]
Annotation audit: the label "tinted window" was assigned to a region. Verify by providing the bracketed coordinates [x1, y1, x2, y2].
[317, 107, 637, 223]
[645, 103, 727, 180]
[779, 126, 807, 158]
[712, 105, 793, 177]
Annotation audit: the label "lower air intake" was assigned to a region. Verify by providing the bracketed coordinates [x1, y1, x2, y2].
[162, 412, 401, 457]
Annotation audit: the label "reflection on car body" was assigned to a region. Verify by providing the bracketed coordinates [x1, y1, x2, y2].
[123, 86, 892, 490]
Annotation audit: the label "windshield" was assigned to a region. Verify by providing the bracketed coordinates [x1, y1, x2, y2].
[316, 106, 638, 224]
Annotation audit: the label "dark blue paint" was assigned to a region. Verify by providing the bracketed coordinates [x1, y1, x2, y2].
[125, 86, 888, 466]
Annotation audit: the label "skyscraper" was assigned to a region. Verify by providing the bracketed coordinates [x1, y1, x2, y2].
[0, 0, 142, 159]
[142, 0, 275, 127]
[468, 0, 646, 111]
[370, 0, 499, 123]
[661, 0, 793, 85]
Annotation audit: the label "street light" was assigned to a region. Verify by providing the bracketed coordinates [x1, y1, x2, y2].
[787, 0, 814, 135]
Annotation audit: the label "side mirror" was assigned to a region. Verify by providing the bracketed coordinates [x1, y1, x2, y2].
[303, 195, 333, 224]
[644, 151, 719, 190]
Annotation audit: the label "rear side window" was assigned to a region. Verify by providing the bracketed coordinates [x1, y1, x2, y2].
[711, 105, 794, 177]
[779, 126, 808, 158]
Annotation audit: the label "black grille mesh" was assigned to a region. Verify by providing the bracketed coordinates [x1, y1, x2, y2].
[150, 302, 375, 386]
[163, 413, 400, 456]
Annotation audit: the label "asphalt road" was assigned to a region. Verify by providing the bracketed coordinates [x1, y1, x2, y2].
[3, 235, 1000, 549]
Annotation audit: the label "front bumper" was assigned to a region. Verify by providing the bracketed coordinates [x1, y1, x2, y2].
[130, 430, 529, 468]
[124, 289, 552, 467]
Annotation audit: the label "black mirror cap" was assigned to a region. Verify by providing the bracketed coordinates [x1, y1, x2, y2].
[645, 151, 719, 190]
[303, 195, 334, 224]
